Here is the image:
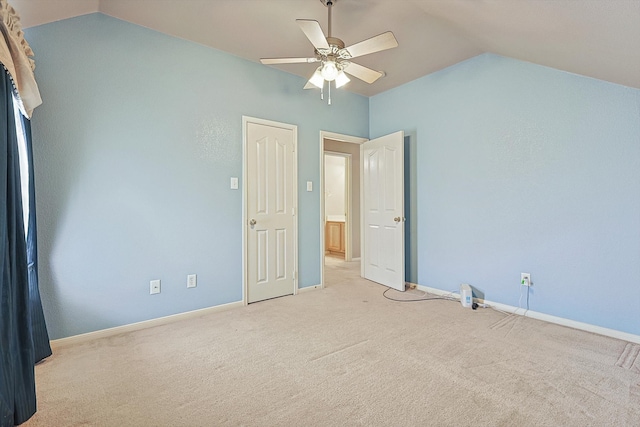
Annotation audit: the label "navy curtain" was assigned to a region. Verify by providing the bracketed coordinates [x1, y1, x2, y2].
[21, 109, 52, 364]
[1, 68, 48, 426]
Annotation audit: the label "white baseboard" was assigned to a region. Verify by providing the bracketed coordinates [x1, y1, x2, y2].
[51, 283, 640, 349]
[51, 300, 244, 350]
[411, 283, 640, 345]
[298, 284, 322, 293]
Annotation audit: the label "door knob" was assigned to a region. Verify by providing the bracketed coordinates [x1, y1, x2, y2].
[249, 219, 257, 226]
[394, 217, 401, 223]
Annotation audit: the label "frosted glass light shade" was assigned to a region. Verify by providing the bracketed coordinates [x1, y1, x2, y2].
[320, 60, 339, 81]
[309, 69, 324, 88]
[334, 71, 350, 88]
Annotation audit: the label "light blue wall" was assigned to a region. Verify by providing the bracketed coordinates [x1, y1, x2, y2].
[26, 13, 368, 339]
[371, 53, 640, 335]
[27, 14, 640, 339]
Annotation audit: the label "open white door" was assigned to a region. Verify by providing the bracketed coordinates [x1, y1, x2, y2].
[362, 131, 405, 291]
[244, 118, 297, 303]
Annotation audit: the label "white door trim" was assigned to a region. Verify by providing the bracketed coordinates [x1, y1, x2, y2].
[319, 131, 367, 289]
[242, 116, 298, 305]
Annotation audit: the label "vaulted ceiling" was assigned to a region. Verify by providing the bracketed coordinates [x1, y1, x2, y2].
[10, 0, 640, 96]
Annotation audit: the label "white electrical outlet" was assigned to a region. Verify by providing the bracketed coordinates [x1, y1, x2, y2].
[150, 279, 161, 295]
[521, 273, 531, 287]
[187, 274, 197, 288]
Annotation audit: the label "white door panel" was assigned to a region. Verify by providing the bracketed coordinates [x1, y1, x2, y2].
[246, 120, 297, 303]
[363, 131, 405, 291]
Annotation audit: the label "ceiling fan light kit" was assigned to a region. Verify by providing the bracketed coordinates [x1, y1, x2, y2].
[260, 0, 398, 104]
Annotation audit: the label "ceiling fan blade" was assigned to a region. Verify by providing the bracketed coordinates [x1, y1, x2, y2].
[344, 31, 398, 59]
[303, 81, 316, 90]
[343, 62, 384, 84]
[260, 57, 319, 65]
[297, 19, 330, 50]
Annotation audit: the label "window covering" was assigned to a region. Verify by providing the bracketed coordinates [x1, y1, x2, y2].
[0, 0, 41, 118]
[1, 66, 36, 427]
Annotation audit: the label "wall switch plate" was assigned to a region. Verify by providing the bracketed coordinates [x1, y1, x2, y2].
[187, 274, 197, 288]
[230, 177, 238, 190]
[150, 279, 161, 294]
[306, 181, 313, 192]
[521, 273, 531, 287]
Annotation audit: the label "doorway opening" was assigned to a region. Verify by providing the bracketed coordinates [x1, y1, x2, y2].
[321, 131, 406, 291]
[324, 152, 348, 259]
[320, 131, 367, 288]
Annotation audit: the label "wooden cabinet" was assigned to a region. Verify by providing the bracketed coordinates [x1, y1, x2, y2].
[325, 221, 345, 255]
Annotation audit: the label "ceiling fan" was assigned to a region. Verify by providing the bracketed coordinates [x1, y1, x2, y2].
[260, 0, 398, 102]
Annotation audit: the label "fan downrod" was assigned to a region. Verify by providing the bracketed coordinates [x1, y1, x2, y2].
[320, 0, 337, 37]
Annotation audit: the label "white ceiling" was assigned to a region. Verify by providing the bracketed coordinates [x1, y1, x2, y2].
[10, 0, 640, 97]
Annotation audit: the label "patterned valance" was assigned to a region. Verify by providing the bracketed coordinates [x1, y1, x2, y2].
[0, 0, 41, 117]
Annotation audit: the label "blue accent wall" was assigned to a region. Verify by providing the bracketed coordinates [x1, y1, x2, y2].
[371, 53, 640, 336]
[26, 13, 368, 339]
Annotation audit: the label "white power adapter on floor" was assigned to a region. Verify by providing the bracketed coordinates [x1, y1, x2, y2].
[460, 283, 472, 308]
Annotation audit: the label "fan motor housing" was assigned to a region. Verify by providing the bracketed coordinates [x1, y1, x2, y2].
[326, 37, 345, 49]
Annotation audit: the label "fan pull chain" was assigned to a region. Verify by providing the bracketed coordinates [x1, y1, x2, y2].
[328, 81, 332, 105]
[320, 84, 324, 100]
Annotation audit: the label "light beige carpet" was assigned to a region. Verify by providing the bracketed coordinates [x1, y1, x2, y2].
[24, 257, 640, 426]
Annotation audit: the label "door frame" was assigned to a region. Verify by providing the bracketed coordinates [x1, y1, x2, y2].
[242, 116, 298, 305]
[319, 131, 367, 289]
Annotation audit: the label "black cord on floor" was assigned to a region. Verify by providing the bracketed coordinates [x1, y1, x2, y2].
[382, 288, 458, 303]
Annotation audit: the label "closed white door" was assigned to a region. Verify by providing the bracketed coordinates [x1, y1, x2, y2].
[362, 131, 405, 291]
[245, 119, 297, 303]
